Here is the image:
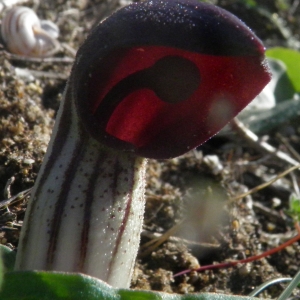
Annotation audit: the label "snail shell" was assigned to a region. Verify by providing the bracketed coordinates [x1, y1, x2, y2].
[1, 6, 60, 57]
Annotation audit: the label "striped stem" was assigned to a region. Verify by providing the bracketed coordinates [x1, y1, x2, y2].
[15, 84, 146, 288]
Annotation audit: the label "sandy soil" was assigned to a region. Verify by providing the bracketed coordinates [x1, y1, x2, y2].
[0, 0, 299, 298]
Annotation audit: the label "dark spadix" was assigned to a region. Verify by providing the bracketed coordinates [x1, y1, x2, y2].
[73, 0, 270, 159]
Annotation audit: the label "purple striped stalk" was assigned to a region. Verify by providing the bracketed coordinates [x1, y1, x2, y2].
[15, 0, 270, 289]
[14, 85, 146, 288]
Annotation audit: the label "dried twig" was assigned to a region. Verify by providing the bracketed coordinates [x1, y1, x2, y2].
[15, 68, 69, 80]
[141, 229, 220, 248]
[2, 51, 74, 63]
[231, 117, 299, 166]
[0, 188, 31, 210]
[139, 222, 182, 257]
[252, 201, 287, 226]
[277, 133, 300, 163]
[230, 164, 300, 202]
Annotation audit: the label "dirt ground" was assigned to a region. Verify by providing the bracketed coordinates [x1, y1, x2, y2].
[0, 0, 299, 298]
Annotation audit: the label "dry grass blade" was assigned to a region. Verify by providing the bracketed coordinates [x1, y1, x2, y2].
[231, 118, 299, 166]
[230, 164, 300, 202]
[0, 189, 31, 210]
[139, 222, 182, 257]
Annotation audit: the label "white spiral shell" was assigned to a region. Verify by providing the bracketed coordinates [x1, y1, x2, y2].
[1, 6, 60, 57]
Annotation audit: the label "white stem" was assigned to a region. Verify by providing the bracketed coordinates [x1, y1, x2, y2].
[15, 84, 146, 288]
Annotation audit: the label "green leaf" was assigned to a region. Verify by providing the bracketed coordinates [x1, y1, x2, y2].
[0, 271, 118, 300]
[118, 289, 181, 300]
[289, 194, 300, 214]
[290, 197, 300, 214]
[180, 295, 255, 300]
[0, 266, 260, 300]
[236, 57, 299, 134]
[266, 47, 300, 92]
[118, 290, 256, 300]
[285, 193, 300, 222]
[0, 271, 258, 300]
[240, 97, 300, 134]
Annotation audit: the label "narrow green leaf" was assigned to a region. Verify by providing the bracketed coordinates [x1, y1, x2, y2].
[266, 47, 300, 92]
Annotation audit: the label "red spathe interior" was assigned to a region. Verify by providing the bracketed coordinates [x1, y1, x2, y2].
[89, 46, 270, 158]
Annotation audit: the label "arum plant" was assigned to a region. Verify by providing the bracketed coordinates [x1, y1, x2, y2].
[14, 0, 271, 289]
